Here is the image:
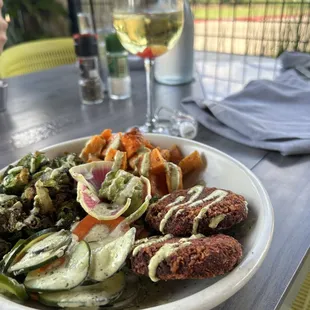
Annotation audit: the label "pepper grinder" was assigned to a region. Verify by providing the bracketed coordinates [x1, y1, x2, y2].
[75, 35, 104, 105]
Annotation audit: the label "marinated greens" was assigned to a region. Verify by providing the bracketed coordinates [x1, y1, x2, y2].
[0, 152, 84, 258]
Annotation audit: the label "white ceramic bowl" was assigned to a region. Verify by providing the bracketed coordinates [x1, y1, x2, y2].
[0, 134, 274, 310]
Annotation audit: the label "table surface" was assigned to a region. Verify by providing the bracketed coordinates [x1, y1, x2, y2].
[0, 65, 309, 310]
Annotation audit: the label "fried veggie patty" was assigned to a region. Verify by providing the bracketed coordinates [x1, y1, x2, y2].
[146, 185, 248, 236]
[131, 234, 242, 281]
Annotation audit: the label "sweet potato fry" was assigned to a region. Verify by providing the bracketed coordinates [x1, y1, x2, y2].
[102, 133, 122, 157]
[170, 144, 183, 165]
[114, 151, 128, 170]
[121, 128, 146, 158]
[80, 135, 106, 162]
[178, 150, 203, 175]
[136, 152, 152, 177]
[128, 153, 139, 170]
[105, 149, 127, 170]
[105, 148, 117, 162]
[144, 139, 155, 150]
[100, 129, 112, 141]
[87, 154, 102, 163]
[150, 148, 167, 175]
[160, 149, 171, 161]
[149, 172, 169, 197]
[128, 147, 151, 170]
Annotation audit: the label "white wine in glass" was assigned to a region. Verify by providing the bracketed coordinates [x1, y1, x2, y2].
[113, 0, 184, 133]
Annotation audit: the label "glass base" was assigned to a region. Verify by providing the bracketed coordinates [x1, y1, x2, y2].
[155, 76, 194, 86]
[82, 98, 104, 105]
[127, 122, 176, 136]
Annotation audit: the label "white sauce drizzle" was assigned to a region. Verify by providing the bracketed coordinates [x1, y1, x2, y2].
[7, 166, 23, 175]
[192, 189, 228, 234]
[148, 240, 191, 282]
[132, 234, 174, 257]
[30, 157, 36, 174]
[140, 153, 150, 177]
[105, 134, 121, 155]
[107, 170, 127, 199]
[51, 167, 62, 179]
[66, 154, 76, 165]
[159, 185, 204, 233]
[0, 194, 18, 203]
[112, 151, 124, 171]
[208, 214, 226, 229]
[166, 196, 185, 208]
[115, 177, 140, 205]
[131, 147, 150, 173]
[175, 209, 184, 217]
[84, 224, 110, 243]
[166, 162, 181, 192]
[179, 234, 205, 243]
[158, 193, 169, 202]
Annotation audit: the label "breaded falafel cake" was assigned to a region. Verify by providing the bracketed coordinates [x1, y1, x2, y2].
[146, 185, 248, 236]
[131, 234, 242, 281]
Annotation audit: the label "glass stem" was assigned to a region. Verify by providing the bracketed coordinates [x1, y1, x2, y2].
[144, 58, 155, 132]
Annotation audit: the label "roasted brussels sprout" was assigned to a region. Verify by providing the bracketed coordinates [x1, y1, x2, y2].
[0, 194, 20, 209]
[1, 168, 30, 195]
[34, 180, 55, 215]
[56, 200, 80, 228]
[21, 186, 36, 209]
[0, 238, 11, 258]
[16, 152, 49, 174]
[51, 153, 83, 169]
[0, 152, 83, 247]
[0, 201, 26, 234]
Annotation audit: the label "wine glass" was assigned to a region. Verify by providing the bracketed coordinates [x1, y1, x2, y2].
[113, 0, 184, 133]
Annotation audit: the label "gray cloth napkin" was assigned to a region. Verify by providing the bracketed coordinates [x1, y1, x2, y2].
[182, 52, 310, 155]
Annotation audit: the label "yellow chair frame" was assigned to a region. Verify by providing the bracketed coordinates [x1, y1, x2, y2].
[0, 37, 76, 78]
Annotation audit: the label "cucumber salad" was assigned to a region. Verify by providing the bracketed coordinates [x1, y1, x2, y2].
[0, 128, 205, 308]
[0, 198, 148, 308]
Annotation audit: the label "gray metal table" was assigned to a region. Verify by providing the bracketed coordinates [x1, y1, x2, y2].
[0, 65, 309, 310]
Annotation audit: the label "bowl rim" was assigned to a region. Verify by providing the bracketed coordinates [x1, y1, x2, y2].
[0, 134, 274, 310]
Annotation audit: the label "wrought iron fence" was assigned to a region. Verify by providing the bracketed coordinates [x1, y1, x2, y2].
[191, 0, 310, 57]
[80, 0, 310, 101]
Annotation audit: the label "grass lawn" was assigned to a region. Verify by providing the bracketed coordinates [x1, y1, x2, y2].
[193, 3, 310, 19]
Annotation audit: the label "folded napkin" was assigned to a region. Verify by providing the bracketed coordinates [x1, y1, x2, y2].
[183, 52, 310, 155]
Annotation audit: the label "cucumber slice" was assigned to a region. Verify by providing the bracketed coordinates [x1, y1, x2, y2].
[1, 239, 26, 273]
[28, 230, 72, 255]
[102, 273, 139, 309]
[9, 245, 69, 275]
[5, 228, 56, 273]
[38, 271, 125, 308]
[0, 274, 28, 301]
[9, 230, 72, 275]
[89, 227, 136, 282]
[24, 240, 90, 292]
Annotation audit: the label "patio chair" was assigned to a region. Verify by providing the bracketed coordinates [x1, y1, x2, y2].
[0, 37, 76, 78]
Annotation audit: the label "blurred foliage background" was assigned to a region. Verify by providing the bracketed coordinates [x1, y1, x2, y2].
[3, 0, 69, 49]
